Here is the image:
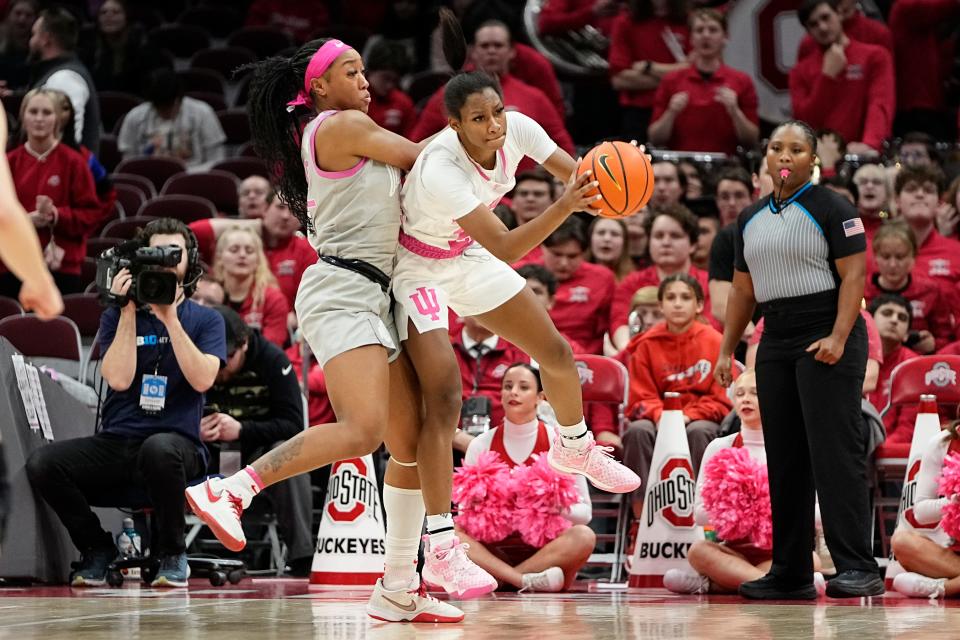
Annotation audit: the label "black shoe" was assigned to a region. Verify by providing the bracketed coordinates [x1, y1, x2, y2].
[739, 573, 817, 600]
[825, 570, 884, 598]
[285, 556, 312, 578]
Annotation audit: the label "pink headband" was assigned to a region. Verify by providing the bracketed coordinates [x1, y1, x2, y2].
[286, 39, 357, 110]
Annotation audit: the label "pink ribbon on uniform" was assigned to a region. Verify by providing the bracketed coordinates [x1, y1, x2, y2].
[286, 39, 356, 110]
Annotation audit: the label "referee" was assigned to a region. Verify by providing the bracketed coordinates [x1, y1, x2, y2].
[714, 120, 883, 599]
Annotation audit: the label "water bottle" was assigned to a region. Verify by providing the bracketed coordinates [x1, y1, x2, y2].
[116, 517, 142, 559]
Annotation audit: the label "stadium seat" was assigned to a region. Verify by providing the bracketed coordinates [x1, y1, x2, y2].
[227, 26, 293, 59]
[114, 184, 146, 220]
[98, 92, 142, 134]
[138, 195, 217, 223]
[114, 157, 187, 193]
[216, 109, 251, 148]
[87, 237, 124, 259]
[100, 216, 160, 240]
[93, 201, 124, 237]
[0, 297, 23, 321]
[178, 68, 227, 96]
[177, 6, 243, 39]
[211, 157, 269, 181]
[61, 293, 104, 341]
[0, 314, 83, 379]
[111, 173, 157, 200]
[147, 24, 211, 59]
[186, 91, 228, 112]
[99, 134, 122, 173]
[161, 171, 240, 215]
[191, 47, 256, 82]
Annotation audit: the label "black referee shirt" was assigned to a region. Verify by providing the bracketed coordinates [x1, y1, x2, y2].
[734, 183, 867, 304]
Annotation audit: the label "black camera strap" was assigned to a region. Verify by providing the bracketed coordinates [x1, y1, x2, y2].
[319, 255, 390, 293]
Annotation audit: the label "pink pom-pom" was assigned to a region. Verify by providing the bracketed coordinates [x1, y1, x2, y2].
[512, 454, 580, 547]
[452, 450, 515, 543]
[701, 446, 771, 548]
[938, 453, 960, 540]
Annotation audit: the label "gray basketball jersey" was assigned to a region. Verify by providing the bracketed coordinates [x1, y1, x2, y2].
[301, 110, 402, 276]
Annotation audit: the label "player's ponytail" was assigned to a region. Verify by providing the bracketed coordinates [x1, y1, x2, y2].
[438, 7, 502, 122]
[239, 39, 331, 231]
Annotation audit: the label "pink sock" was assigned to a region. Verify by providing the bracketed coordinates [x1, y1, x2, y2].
[244, 465, 265, 491]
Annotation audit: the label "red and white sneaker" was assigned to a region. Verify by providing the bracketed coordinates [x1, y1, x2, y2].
[366, 577, 464, 623]
[185, 478, 246, 552]
[422, 536, 497, 600]
[547, 435, 641, 493]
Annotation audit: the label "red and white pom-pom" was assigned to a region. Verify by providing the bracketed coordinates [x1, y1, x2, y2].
[512, 454, 580, 548]
[701, 446, 767, 544]
[452, 450, 515, 543]
[938, 453, 960, 540]
[749, 463, 773, 550]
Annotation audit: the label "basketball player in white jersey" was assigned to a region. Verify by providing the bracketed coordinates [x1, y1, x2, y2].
[183, 38, 491, 622]
[390, 11, 641, 552]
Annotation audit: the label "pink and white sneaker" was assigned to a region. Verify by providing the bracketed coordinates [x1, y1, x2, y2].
[547, 435, 641, 493]
[366, 577, 464, 623]
[422, 536, 497, 600]
[184, 478, 247, 552]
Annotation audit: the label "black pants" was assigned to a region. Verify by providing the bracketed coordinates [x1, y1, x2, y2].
[757, 296, 878, 583]
[26, 432, 204, 555]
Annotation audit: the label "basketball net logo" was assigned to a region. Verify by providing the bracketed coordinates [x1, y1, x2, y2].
[327, 458, 381, 523]
[646, 458, 695, 528]
[925, 362, 957, 387]
[410, 286, 441, 321]
[597, 154, 623, 192]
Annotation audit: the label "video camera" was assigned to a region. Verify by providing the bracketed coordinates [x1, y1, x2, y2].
[96, 240, 182, 307]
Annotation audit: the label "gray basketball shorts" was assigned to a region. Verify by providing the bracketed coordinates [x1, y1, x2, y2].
[295, 260, 400, 367]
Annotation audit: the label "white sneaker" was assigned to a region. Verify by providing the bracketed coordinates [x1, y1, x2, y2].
[893, 572, 947, 599]
[422, 536, 497, 600]
[366, 577, 464, 623]
[184, 478, 246, 552]
[814, 572, 826, 597]
[520, 567, 564, 592]
[663, 568, 709, 594]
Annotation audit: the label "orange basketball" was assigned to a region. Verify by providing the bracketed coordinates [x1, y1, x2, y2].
[576, 141, 654, 218]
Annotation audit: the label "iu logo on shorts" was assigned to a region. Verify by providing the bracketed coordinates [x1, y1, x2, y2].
[410, 287, 441, 321]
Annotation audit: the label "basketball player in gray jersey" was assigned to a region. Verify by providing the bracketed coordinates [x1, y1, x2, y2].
[185, 39, 490, 622]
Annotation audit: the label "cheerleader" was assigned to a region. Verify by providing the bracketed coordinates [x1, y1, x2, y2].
[891, 421, 960, 599]
[664, 369, 825, 594]
[457, 363, 595, 592]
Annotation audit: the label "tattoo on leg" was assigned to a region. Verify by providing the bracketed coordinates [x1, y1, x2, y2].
[261, 435, 305, 475]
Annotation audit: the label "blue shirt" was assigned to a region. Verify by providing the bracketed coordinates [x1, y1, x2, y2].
[98, 300, 226, 460]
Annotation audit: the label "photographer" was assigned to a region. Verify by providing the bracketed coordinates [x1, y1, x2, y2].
[26, 218, 226, 588]
[203, 306, 312, 575]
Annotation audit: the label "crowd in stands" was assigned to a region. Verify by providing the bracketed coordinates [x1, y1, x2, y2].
[2, 0, 960, 588]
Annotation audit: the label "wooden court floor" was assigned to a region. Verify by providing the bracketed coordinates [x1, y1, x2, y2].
[0, 580, 956, 639]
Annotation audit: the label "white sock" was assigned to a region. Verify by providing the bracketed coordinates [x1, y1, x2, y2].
[382, 485, 425, 591]
[221, 466, 263, 509]
[426, 513, 455, 550]
[558, 419, 591, 451]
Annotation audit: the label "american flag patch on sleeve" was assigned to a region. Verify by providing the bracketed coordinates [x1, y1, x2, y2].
[843, 218, 865, 237]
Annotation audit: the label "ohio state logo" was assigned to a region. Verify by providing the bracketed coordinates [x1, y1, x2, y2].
[410, 286, 441, 321]
[568, 286, 590, 303]
[645, 458, 695, 528]
[925, 363, 957, 388]
[900, 460, 934, 530]
[326, 458, 381, 523]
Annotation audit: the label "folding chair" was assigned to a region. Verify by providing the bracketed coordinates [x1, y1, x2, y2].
[874, 355, 960, 555]
[0, 314, 83, 379]
[573, 354, 631, 582]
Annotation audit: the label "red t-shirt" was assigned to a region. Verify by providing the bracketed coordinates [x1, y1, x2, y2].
[547, 261, 615, 355]
[890, 0, 960, 112]
[408, 74, 575, 161]
[230, 285, 290, 347]
[366, 87, 417, 137]
[512, 246, 544, 269]
[512, 43, 565, 120]
[607, 14, 689, 108]
[868, 344, 920, 442]
[797, 12, 893, 60]
[651, 64, 758, 154]
[914, 229, 960, 285]
[788, 39, 895, 151]
[7, 144, 102, 276]
[266, 235, 317, 309]
[864, 273, 956, 351]
[610, 265, 712, 334]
